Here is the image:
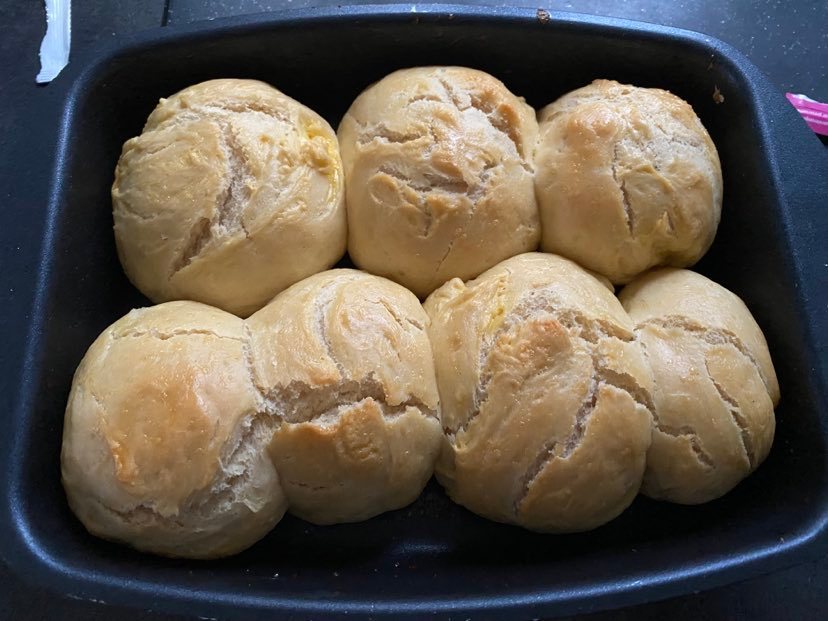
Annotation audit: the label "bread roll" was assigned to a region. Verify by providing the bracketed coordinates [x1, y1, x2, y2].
[338, 66, 540, 298]
[112, 79, 346, 317]
[61, 302, 287, 558]
[619, 268, 779, 504]
[535, 80, 722, 284]
[425, 253, 653, 532]
[246, 269, 442, 524]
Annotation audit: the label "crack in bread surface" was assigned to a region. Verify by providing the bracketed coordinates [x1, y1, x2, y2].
[315, 280, 348, 379]
[170, 121, 252, 276]
[204, 410, 276, 515]
[263, 375, 437, 425]
[356, 121, 426, 146]
[374, 298, 425, 333]
[513, 376, 600, 514]
[111, 327, 245, 343]
[94, 408, 275, 532]
[375, 165, 435, 237]
[612, 142, 635, 235]
[468, 161, 497, 203]
[170, 217, 212, 275]
[262, 282, 436, 425]
[705, 359, 755, 467]
[637, 315, 771, 399]
[435, 76, 525, 161]
[434, 230, 460, 274]
[377, 165, 468, 195]
[159, 101, 290, 128]
[448, 287, 635, 439]
[148, 98, 308, 279]
[555, 308, 634, 344]
[215, 124, 252, 235]
[635, 335, 716, 468]
[94, 499, 186, 529]
[513, 353, 658, 514]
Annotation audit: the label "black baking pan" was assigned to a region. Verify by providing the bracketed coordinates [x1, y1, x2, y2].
[2, 4, 827, 619]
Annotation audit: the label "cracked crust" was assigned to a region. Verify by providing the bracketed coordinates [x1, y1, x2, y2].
[61, 302, 288, 559]
[246, 269, 442, 524]
[62, 282, 444, 555]
[535, 79, 722, 284]
[338, 66, 540, 297]
[112, 79, 346, 317]
[425, 253, 653, 532]
[619, 268, 778, 504]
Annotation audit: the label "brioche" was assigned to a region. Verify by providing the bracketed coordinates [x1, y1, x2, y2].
[338, 66, 540, 297]
[535, 80, 722, 284]
[246, 269, 442, 524]
[61, 302, 287, 558]
[619, 268, 779, 503]
[425, 253, 653, 531]
[112, 79, 346, 317]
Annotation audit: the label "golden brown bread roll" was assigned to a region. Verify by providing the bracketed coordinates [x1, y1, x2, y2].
[338, 66, 540, 298]
[425, 253, 653, 532]
[61, 302, 288, 558]
[246, 269, 442, 524]
[619, 268, 779, 504]
[112, 79, 346, 317]
[535, 80, 722, 284]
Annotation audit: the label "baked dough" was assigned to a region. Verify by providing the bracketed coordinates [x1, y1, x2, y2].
[61, 301, 287, 558]
[338, 66, 540, 297]
[112, 79, 346, 317]
[535, 80, 722, 284]
[425, 253, 653, 532]
[619, 268, 779, 503]
[246, 269, 442, 524]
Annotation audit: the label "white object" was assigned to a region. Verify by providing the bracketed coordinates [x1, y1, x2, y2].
[36, 0, 71, 84]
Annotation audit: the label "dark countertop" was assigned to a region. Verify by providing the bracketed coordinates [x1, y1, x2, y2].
[167, 0, 828, 103]
[1, 1, 826, 619]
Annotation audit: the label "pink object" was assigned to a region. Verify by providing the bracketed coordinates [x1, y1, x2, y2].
[786, 92, 828, 137]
